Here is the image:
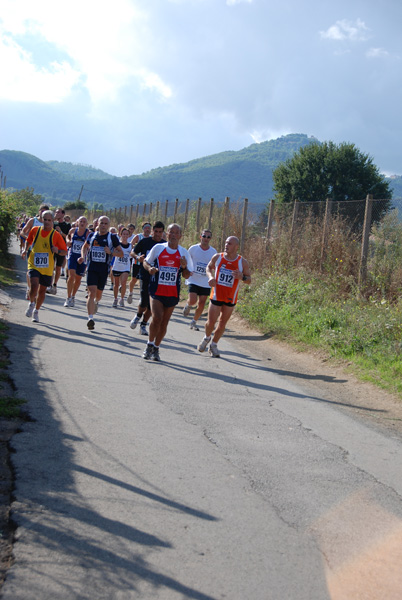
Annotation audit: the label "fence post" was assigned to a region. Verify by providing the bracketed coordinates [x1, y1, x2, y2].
[320, 198, 333, 271]
[142, 203, 147, 219]
[129, 205, 133, 223]
[196, 198, 202, 233]
[359, 194, 374, 287]
[124, 206, 127, 221]
[221, 197, 230, 250]
[265, 200, 275, 251]
[208, 198, 214, 230]
[149, 202, 153, 221]
[135, 204, 139, 222]
[184, 199, 189, 232]
[174, 199, 179, 222]
[290, 199, 299, 246]
[164, 200, 168, 222]
[156, 201, 160, 220]
[240, 198, 248, 255]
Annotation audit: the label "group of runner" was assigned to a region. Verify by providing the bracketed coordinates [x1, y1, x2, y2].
[20, 207, 251, 361]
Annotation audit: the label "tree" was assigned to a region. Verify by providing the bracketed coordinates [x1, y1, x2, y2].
[273, 141, 392, 224]
[63, 200, 87, 210]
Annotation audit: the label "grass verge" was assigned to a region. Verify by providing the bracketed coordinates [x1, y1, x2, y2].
[236, 268, 402, 398]
[0, 252, 26, 419]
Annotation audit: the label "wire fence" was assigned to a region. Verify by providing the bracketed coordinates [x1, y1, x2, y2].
[66, 195, 402, 299]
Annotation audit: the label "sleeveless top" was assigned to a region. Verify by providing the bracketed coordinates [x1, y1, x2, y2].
[27, 227, 56, 276]
[210, 254, 243, 305]
[68, 228, 89, 259]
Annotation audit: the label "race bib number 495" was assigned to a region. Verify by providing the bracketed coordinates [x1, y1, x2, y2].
[159, 266, 178, 285]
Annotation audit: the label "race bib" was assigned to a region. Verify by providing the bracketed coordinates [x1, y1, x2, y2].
[195, 261, 207, 275]
[117, 256, 129, 265]
[34, 253, 49, 268]
[72, 240, 84, 254]
[218, 267, 234, 287]
[159, 266, 178, 285]
[91, 248, 106, 262]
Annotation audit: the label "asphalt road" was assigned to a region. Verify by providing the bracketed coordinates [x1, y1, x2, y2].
[2, 244, 402, 599]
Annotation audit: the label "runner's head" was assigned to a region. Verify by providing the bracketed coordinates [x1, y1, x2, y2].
[41, 210, 54, 231]
[119, 227, 130, 242]
[200, 229, 212, 248]
[77, 216, 88, 229]
[98, 216, 110, 235]
[152, 221, 165, 243]
[142, 222, 152, 237]
[224, 236, 239, 255]
[166, 223, 182, 248]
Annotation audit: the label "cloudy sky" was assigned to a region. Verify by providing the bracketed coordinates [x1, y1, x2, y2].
[1, 0, 401, 177]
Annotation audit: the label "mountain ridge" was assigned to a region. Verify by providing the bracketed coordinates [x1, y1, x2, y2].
[1, 134, 401, 208]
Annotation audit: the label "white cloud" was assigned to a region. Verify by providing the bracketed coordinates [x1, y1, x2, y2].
[139, 70, 173, 99]
[320, 19, 370, 42]
[366, 47, 389, 58]
[226, 0, 253, 5]
[0, 34, 81, 102]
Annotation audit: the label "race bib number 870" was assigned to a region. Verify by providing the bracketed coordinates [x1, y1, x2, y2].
[34, 253, 49, 268]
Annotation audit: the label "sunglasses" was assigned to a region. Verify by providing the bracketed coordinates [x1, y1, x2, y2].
[202, 235, 211, 239]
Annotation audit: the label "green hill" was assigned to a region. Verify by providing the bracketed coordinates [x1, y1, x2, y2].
[1, 134, 399, 209]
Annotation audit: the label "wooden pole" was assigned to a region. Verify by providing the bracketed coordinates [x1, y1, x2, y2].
[135, 204, 139, 222]
[240, 198, 248, 255]
[149, 202, 153, 221]
[208, 198, 214, 230]
[184, 199, 189, 232]
[220, 197, 230, 251]
[196, 198, 202, 233]
[164, 199, 168, 222]
[129, 205, 133, 223]
[320, 198, 333, 270]
[359, 194, 374, 287]
[265, 200, 275, 250]
[156, 201, 160, 220]
[290, 199, 299, 247]
[174, 199, 179, 222]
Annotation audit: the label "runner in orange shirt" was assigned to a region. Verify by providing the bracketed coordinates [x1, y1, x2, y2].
[198, 236, 251, 358]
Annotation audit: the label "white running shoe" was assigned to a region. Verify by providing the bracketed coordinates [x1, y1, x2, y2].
[130, 315, 140, 330]
[119, 298, 125, 307]
[209, 344, 220, 358]
[190, 319, 199, 331]
[50, 285, 57, 295]
[64, 299, 70, 307]
[70, 297, 75, 307]
[25, 302, 35, 318]
[183, 304, 191, 317]
[198, 337, 211, 353]
[32, 309, 39, 323]
[112, 298, 118, 308]
[140, 323, 148, 336]
[127, 293, 133, 304]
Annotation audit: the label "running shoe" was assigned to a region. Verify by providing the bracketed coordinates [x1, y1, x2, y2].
[198, 337, 211, 353]
[140, 323, 148, 336]
[70, 297, 75, 307]
[182, 304, 191, 317]
[119, 298, 125, 307]
[151, 347, 161, 362]
[50, 285, 57, 295]
[127, 293, 133, 304]
[109, 284, 114, 290]
[142, 343, 154, 360]
[32, 309, 39, 323]
[25, 302, 35, 318]
[112, 298, 118, 308]
[64, 299, 70, 307]
[190, 319, 199, 331]
[46, 286, 52, 294]
[130, 315, 140, 330]
[209, 344, 220, 358]
[87, 318, 95, 330]
[61, 269, 65, 277]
